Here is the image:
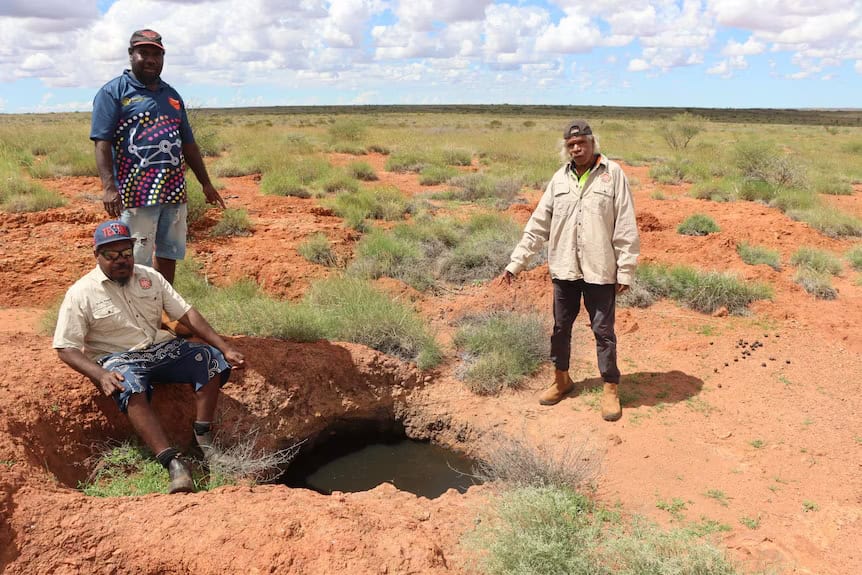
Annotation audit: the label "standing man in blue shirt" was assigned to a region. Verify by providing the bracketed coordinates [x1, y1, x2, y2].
[91, 29, 225, 285]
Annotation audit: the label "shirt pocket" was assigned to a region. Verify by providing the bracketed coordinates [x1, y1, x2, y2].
[129, 281, 162, 323]
[552, 182, 576, 215]
[583, 186, 613, 214]
[91, 301, 124, 330]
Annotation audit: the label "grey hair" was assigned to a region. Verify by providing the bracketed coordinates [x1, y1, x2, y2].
[558, 133, 601, 163]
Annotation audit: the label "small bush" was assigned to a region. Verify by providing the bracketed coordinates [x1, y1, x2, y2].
[737, 243, 782, 271]
[210, 208, 253, 237]
[346, 161, 378, 181]
[636, 262, 772, 315]
[306, 277, 441, 369]
[816, 179, 853, 196]
[649, 161, 687, 185]
[794, 268, 837, 300]
[734, 141, 807, 189]
[260, 170, 310, 198]
[464, 486, 740, 575]
[328, 119, 368, 142]
[419, 165, 458, 185]
[790, 246, 843, 275]
[325, 186, 410, 230]
[616, 281, 656, 308]
[454, 311, 546, 394]
[298, 233, 337, 267]
[445, 173, 523, 205]
[318, 173, 360, 195]
[385, 151, 430, 173]
[689, 180, 735, 202]
[440, 148, 472, 166]
[790, 206, 862, 238]
[330, 142, 367, 155]
[662, 112, 704, 151]
[1, 173, 66, 212]
[367, 144, 391, 155]
[472, 434, 599, 489]
[677, 214, 720, 236]
[847, 245, 862, 271]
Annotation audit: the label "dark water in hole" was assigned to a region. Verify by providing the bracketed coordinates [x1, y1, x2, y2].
[282, 433, 481, 499]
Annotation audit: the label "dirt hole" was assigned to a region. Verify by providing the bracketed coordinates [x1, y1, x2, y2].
[281, 418, 482, 498]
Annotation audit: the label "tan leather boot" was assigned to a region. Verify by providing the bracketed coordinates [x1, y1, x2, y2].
[539, 370, 575, 405]
[601, 383, 622, 421]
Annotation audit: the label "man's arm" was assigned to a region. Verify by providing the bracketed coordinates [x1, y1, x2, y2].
[182, 143, 226, 208]
[94, 140, 122, 218]
[56, 348, 125, 396]
[177, 307, 245, 368]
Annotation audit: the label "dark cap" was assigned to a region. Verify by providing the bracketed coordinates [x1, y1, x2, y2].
[94, 220, 135, 248]
[563, 120, 592, 139]
[129, 29, 164, 50]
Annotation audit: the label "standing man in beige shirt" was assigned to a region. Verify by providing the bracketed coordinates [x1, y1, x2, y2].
[499, 120, 640, 421]
[54, 220, 245, 493]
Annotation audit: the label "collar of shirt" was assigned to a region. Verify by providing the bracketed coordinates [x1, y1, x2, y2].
[567, 154, 606, 190]
[123, 69, 164, 91]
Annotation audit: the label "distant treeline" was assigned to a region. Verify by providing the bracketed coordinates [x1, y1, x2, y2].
[192, 104, 862, 127]
[7, 104, 861, 126]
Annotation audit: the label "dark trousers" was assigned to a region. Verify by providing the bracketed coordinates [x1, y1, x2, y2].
[551, 279, 620, 383]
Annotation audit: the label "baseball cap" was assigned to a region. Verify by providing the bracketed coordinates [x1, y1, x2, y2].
[94, 220, 135, 248]
[129, 29, 164, 51]
[563, 120, 592, 139]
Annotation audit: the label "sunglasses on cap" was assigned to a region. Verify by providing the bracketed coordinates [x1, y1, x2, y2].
[99, 247, 134, 261]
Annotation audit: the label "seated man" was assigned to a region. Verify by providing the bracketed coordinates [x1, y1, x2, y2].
[53, 220, 245, 493]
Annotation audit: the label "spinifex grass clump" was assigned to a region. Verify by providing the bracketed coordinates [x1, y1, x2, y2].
[454, 311, 546, 395]
[211, 208, 253, 237]
[348, 212, 527, 290]
[790, 246, 843, 276]
[464, 486, 740, 575]
[175, 260, 441, 369]
[677, 213, 720, 236]
[346, 161, 378, 181]
[0, 146, 66, 212]
[437, 173, 523, 206]
[635, 262, 772, 315]
[737, 242, 782, 271]
[847, 245, 862, 272]
[324, 185, 411, 230]
[297, 232, 338, 267]
[305, 277, 441, 369]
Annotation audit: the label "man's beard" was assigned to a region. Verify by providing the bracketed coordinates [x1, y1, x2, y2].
[113, 277, 130, 286]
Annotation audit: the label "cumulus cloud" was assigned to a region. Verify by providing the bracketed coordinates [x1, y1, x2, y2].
[0, 0, 98, 20]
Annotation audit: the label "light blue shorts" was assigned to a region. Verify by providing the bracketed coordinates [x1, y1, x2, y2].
[121, 203, 188, 266]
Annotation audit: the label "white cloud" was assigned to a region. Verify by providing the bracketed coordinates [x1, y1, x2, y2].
[856, 60, 862, 73]
[628, 58, 650, 71]
[722, 37, 765, 56]
[535, 10, 601, 53]
[393, 0, 492, 31]
[0, 0, 98, 20]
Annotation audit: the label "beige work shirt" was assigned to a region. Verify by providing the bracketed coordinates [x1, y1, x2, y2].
[53, 264, 192, 361]
[505, 155, 640, 285]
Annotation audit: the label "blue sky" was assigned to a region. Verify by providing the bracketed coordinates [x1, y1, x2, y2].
[1, 0, 861, 113]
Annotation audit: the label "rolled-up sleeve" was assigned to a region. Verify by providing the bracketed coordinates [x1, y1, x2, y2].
[53, 290, 88, 350]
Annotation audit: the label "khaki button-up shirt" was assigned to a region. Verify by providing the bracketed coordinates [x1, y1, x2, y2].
[506, 155, 640, 285]
[53, 265, 192, 361]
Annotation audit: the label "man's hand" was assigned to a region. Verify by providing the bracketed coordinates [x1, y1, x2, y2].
[495, 270, 514, 287]
[102, 187, 123, 218]
[616, 283, 629, 294]
[222, 345, 246, 370]
[202, 183, 226, 209]
[96, 370, 126, 396]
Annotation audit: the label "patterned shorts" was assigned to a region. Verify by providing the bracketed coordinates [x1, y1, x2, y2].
[98, 338, 231, 412]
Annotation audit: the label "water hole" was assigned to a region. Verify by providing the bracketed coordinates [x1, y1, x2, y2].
[282, 421, 481, 499]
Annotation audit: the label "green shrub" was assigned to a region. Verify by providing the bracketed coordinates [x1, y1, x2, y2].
[348, 227, 430, 288]
[306, 277, 441, 369]
[847, 245, 862, 271]
[367, 144, 391, 155]
[325, 186, 409, 230]
[770, 187, 818, 212]
[328, 118, 368, 142]
[186, 180, 207, 225]
[0, 183, 66, 212]
[454, 312, 547, 394]
[677, 214, 720, 236]
[330, 142, 367, 155]
[662, 112, 705, 151]
[260, 170, 310, 198]
[816, 179, 853, 196]
[734, 140, 807, 189]
[794, 268, 837, 300]
[689, 180, 735, 202]
[419, 165, 458, 185]
[298, 233, 337, 267]
[790, 206, 862, 238]
[346, 161, 378, 181]
[790, 246, 842, 275]
[440, 148, 472, 166]
[636, 262, 772, 315]
[737, 243, 781, 271]
[649, 161, 687, 185]
[737, 179, 778, 203]
[385, 151, 431, 173]
[318, 173, 360, 195]
[437, 223, 521, 285]
[211, 208, 253, 237]
[464, 486, 739, 575]
[445, 173, 523, 204]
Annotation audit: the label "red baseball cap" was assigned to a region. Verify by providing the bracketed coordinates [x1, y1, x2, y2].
[129, 29, 164, 51]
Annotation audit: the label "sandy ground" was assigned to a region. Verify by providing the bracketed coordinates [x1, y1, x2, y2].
[1, 152, 860, 574]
